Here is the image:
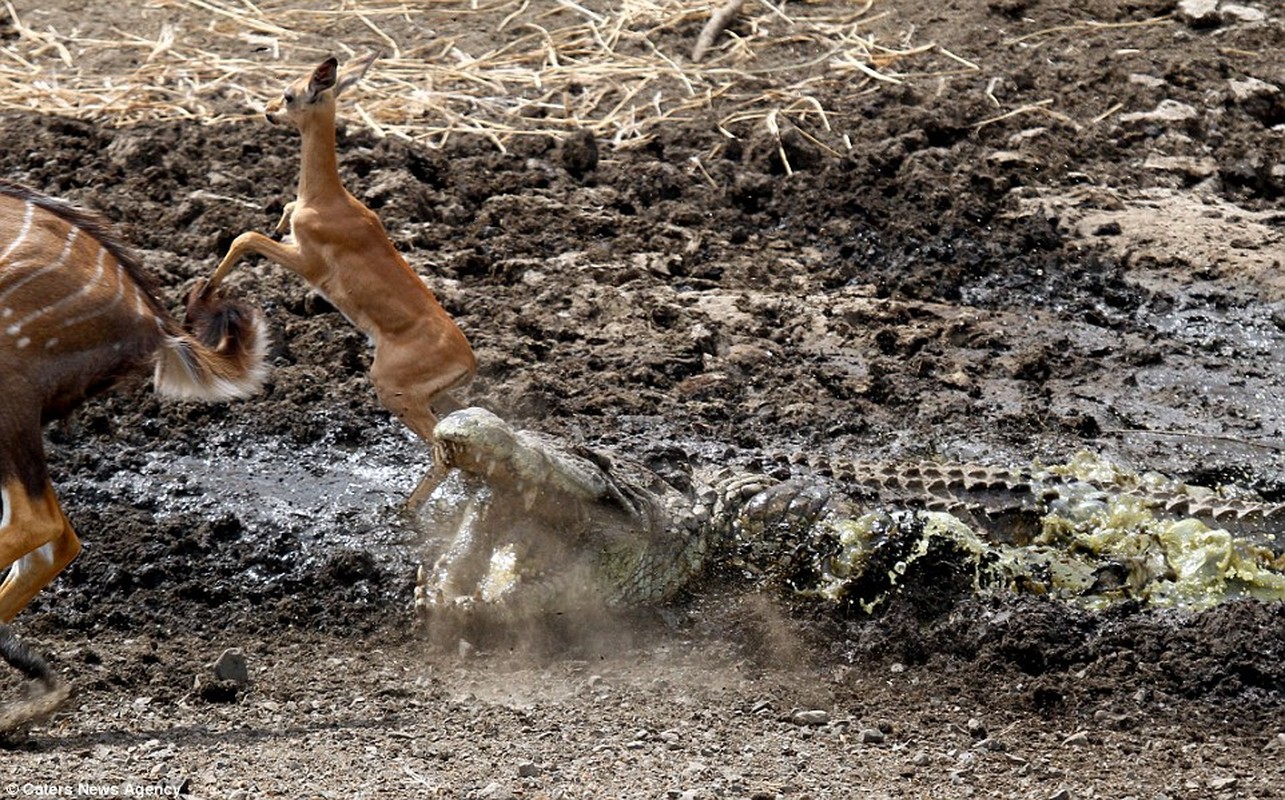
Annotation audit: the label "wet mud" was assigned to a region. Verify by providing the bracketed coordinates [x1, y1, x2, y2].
[2, 0, 1284, 794]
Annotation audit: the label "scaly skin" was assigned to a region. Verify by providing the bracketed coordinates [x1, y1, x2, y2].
[412, 408, 1285, 628]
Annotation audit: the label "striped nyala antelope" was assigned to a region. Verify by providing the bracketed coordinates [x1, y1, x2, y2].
[0, 179, 268, 731]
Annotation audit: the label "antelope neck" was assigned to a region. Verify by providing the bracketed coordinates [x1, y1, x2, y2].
[295, 108, 345, 204]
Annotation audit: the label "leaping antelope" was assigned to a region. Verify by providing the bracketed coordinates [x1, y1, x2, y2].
[0, 179, 268, 732]
[205, 53, 477, 507]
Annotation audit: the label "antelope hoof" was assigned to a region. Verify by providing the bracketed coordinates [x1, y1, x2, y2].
[189, 277, 214, 300]
[0, 677, 71, 737]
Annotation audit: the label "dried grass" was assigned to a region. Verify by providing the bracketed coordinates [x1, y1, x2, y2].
[0, 0, 969, 152]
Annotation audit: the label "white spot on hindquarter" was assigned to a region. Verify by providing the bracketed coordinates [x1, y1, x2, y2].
[0, 201, 34, 265]
[15, 336, 29, 348]
[44, 337, 58, 349]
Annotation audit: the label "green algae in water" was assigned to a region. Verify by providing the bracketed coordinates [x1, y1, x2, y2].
[813, 454, 1285, 611]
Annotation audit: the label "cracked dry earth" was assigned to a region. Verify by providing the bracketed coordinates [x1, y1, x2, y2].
[3, 0, 1285, 797]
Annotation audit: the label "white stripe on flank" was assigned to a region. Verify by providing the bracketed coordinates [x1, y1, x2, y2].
[62, 258, 127, 329]
[0, 486, 10, 529]
[0, 226, 80, 310]
[0, 201, 35, 265]
[133, 279, 149, 317]
[11, 245, 108, 331]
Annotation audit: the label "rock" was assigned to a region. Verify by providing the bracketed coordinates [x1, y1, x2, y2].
[193, 649, 250, 704]
[1175, 0, 1220, 27]
[1228, 76, 1280, 103]
[517, 762, 540, 778]
[1220, 4, 1266, 23]
[1129, 73, 1166, 89]
[1142, 154, 1217, 179]
[1118, 100, 1199, 126]
[560, 128, 598, 179]
[858, 728, 886, 744]
[988, 150, 1042, 168]
[791, 709, 830, 726]
[1061, 731, 1090, 746]
[193, 675, 240, 704]
[105, 136, 155, 170]
[1227, 77, 1283, 125]
[1048, 788, 1073, 800]
[1208, 776, 1238, 790]
[477, 782, 517, 800]
[213, 648, 250, 686]
[162, 776, 191, 796]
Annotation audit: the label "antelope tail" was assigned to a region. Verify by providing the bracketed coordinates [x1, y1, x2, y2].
[153, 280, 270, 401]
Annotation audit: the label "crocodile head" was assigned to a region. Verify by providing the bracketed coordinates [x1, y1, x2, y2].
[411, 408, 720, 635]
[411, 408, 1285, 641]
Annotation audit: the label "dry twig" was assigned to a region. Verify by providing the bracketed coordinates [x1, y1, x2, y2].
[0, 0, 969, 153]
[691, 0, 744, 62]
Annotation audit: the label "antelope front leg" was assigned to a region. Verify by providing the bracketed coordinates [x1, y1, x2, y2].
[274, 201, 296, 235]
[208, 231, 306, 291]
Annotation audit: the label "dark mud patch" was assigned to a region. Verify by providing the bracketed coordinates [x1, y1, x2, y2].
[2, 0, 1285, 792]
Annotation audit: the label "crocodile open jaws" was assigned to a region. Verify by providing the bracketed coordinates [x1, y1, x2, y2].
[411, 407, 1285, 637]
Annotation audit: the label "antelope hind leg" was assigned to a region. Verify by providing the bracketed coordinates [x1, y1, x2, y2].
[0, 481, 76, 734]
[0, 481, 82, 623]
[0, 623, 70, 735]
[406, 460, 450, 513]
[402, 393, 472, 512]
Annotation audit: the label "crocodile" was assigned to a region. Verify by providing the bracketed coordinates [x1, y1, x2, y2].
[411, 407, 1285, 636]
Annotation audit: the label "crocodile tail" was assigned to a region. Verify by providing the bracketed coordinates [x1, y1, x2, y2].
[153, 280, 269, 401]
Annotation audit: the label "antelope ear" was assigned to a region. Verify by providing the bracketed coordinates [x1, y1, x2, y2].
[306, 57, 339, 101]
[335, 52, 379, 98]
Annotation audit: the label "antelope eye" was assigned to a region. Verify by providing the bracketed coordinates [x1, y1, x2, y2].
[284, 89, 296, 103]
